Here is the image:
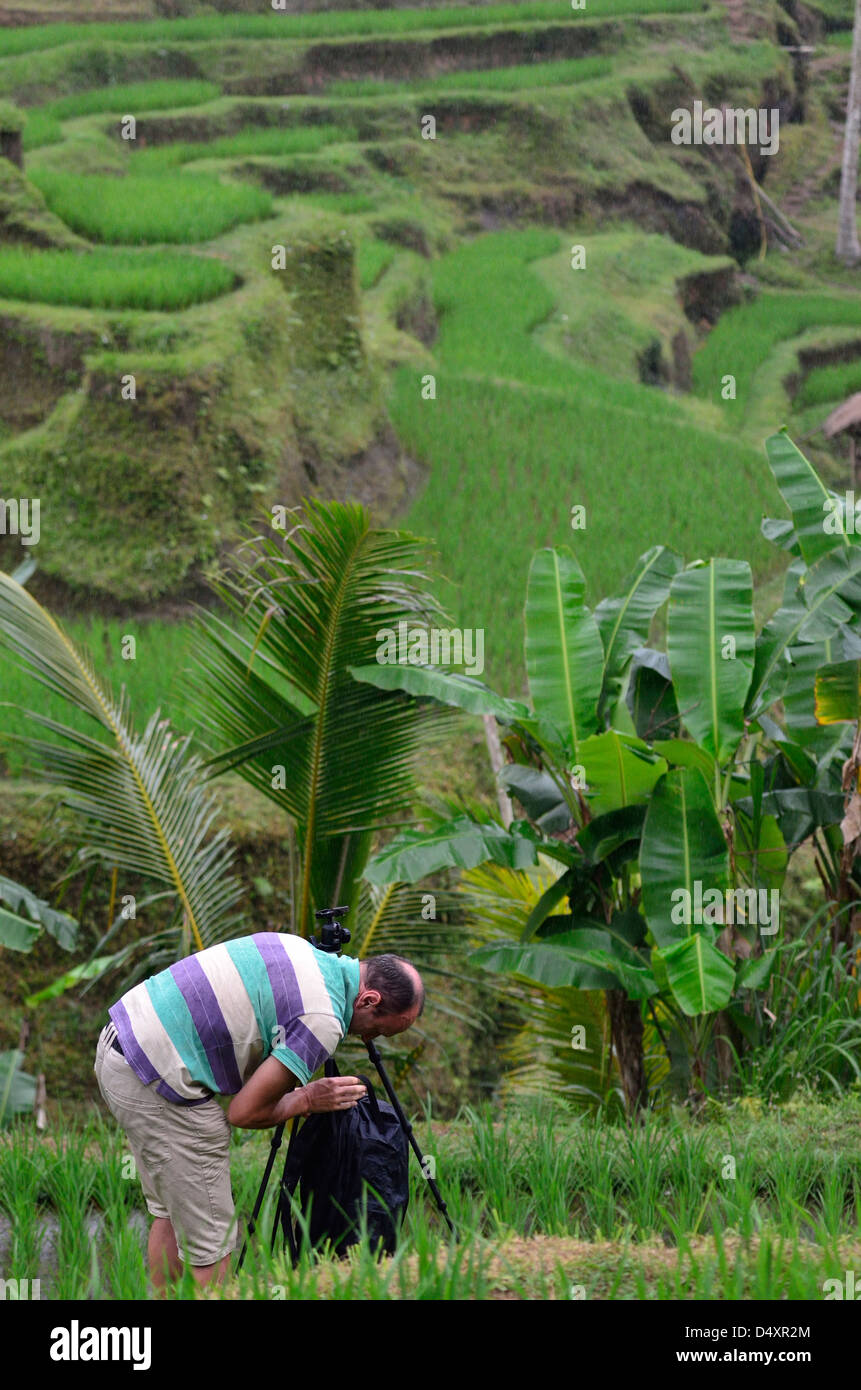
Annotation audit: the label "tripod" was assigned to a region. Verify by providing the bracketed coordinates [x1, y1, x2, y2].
[236, 907, 455, 1270]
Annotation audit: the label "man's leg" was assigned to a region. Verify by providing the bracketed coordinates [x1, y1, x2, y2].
[149, 1216, 183, 1291]
[95, 1027, 237, 1290]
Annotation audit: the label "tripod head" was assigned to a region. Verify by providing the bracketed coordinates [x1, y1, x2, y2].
[311, 905, 351, 955]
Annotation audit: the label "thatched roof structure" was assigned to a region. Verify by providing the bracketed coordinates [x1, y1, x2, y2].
[824, 393, 861, 438]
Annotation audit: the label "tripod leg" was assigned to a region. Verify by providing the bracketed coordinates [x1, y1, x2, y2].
[270, 1116, 302, 1267]
[365, 1040, 457, 1239]
[235, 1121, 285, 1272]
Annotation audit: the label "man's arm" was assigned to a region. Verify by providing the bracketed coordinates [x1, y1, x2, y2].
[226, 1056, 367, 1129]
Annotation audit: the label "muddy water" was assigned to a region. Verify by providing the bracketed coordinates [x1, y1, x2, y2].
[0, 1209, 148, 1299]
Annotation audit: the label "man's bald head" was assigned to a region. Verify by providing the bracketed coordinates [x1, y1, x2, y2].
[349, 954, 424, 1041]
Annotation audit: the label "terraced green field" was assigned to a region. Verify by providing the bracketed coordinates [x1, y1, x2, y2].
[0, 0, 857, 679]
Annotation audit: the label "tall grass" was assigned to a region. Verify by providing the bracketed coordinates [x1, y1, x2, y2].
[329, 54, 613, 97]
[0, 1, 714, 59]
[692, 292, 861, 414]
[731, 919, 861, 1101]
[29, 170, 272, 244]
[0, 247, 236, 310]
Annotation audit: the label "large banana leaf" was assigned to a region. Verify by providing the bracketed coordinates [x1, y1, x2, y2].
[652, 935, 735, 1016]
[595, 544, 682, 718]
[0, 572, 242, 955]
[668, 559, 754, 763]
[0, 874, 78, 952]
[524, 547, 603, 760]
[765, 430, 853, 567]
[349, 662, 530, 722]
[364, 814, 568, 885]
[814, 660, 861, 723]
[189, 502, 455, 935]
[639, 767, 730, 948]
[578, 730, 667, 815]
[0, 1051, 36, 1127]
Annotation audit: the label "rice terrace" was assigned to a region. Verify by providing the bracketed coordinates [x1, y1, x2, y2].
[0, 0, 860, 1343]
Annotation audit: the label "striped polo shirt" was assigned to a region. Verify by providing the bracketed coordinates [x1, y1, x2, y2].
[108, 933, 360, 1105]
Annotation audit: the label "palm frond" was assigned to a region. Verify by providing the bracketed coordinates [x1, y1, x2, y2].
[187, 501, 457, 933]
[0, 572, 244, 955]
[460, 860, 620, 1107]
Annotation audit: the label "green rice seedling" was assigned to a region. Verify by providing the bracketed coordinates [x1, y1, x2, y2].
[29, 171, 272, 244]
[692, 292, 861, 416]
[463, 1104, 524, 1230]
[329, 55, 614, 99]
[794, 357, 861, 409]
[0, 2, 715, 60]
[130, 124, 357, 176]
[0, 247, 236, 312]
[42, 80, 221, 121]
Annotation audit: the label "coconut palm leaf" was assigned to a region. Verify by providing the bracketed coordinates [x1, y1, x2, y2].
[459, 861, 620, 1107]
[187, 501, 456, 935]
[0, 572, 243, 955]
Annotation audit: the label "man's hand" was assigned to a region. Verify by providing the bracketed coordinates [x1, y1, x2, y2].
[226, 1056, 367, 1129]
[302, 1076, 367, 1113]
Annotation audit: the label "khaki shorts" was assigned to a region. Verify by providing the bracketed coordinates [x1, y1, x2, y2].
[94, 1022, 239, 1266]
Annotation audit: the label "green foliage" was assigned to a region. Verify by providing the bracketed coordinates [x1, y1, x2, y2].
[731, 918, 861, 1101]
[357, 237, 396, 290]
[0, 99, 25, 132]
[0, 247, 236, 309]
[29, 170, 272, 244]
[0, 571, 245, 968]
[0, 875, 78, 953]
[189, 499, 453, 936]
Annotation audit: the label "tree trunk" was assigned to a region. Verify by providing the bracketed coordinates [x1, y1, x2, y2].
[607, 989, 648, 1115]
[836, 0, 861, 264]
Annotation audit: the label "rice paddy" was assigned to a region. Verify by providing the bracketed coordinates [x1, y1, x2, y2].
[0, 246, 237, 309]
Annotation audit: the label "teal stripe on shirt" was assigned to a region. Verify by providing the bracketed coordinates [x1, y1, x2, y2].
[144, 970, 219, 1093]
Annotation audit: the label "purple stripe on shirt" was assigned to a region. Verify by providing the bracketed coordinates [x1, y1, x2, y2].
[108, 1000, 160, 1087]
[280, 1018, 331, 1075]
[253, 931, 304, 1018]
[169, 955, 243, 1095]
[156, 1079, 213, 1107]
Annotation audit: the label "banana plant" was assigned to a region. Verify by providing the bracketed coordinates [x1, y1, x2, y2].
[747, 430, 861, 949]
[354, 432, 861, 1109]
